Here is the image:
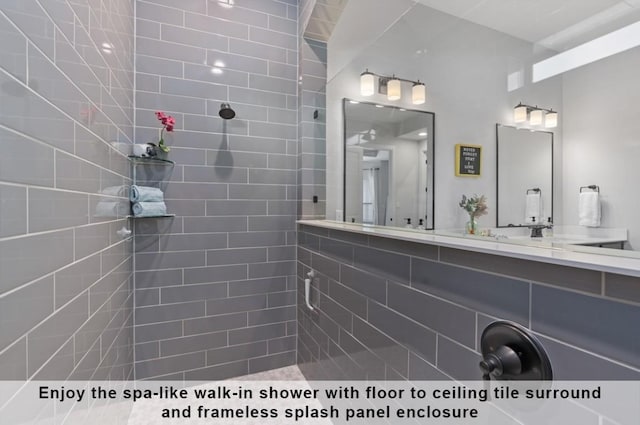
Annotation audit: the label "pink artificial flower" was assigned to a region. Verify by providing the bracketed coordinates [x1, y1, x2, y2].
[155, 111, 177, 153]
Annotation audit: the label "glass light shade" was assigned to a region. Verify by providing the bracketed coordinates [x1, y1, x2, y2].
[360, 72, 375, 96]
[530, 109, 544, 125]
[412, 82, 426, 105]
[545, 111, 558, 128]
[514, 105, 528, 123]
[387, 78, 401, 101]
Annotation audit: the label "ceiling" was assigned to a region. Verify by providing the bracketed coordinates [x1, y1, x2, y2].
[304, 0, 349, 42]
[414, 0, 640, 50]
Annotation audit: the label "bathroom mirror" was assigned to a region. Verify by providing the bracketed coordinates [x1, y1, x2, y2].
[343, 99, 434, 229]
[497, 124, 553, 227]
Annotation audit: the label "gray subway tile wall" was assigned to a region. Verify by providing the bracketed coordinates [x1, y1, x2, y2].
[297, 225, 640, 381]
[0, 0, 134, 380]
[133, 0, 298, 379]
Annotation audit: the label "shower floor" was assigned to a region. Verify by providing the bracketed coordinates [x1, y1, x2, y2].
[126, 366, 319, 424]
[233, 365, 306, 381]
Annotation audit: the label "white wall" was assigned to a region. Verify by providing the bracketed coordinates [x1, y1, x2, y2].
[327, 2, 563, 230]
[562, 47, 640, 249]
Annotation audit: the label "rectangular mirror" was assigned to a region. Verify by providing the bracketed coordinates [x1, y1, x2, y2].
[343, 99, 434, 229]
[497, 124, 553, 227]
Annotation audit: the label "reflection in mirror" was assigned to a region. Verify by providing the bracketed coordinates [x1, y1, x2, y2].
[343, 99, 434, 229]
[497, 124, 553, 227]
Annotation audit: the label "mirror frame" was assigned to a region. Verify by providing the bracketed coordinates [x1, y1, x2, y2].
[342, 98, 435, 229]
[495, 123, 554, 228]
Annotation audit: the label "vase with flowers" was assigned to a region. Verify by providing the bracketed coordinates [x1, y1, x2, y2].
[459, 194, 488, 235]
[154, 111, 175, 158]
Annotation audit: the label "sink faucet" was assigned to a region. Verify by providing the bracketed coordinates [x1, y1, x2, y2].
[526, 217, 552, 238]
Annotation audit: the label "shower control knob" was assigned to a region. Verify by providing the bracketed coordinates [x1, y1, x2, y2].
[479, 321, 553, 381]
[479, 345, 522, 378]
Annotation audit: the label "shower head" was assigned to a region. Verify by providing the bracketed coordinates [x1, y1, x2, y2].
[219, 103, 236, 120]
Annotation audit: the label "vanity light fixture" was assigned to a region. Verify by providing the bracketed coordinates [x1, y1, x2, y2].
[514, 104, 528, 123]
[545, 111, 558, 128]
[412, 81, 426, 105]
[360, 70, 375, 96]
[530, 109, 543, 126]
[513, 103, 559, 128]
[359, 69, 427, 105]
[387, 76, 402, 101]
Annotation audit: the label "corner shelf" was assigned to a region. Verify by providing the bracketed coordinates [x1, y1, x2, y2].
[127, 214, 176, 219]
[127, 155, 175, 165]
[128, 155, 174, 219]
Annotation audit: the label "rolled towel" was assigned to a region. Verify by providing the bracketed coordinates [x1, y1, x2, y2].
[525, 192, 542, 224]
[578, 191, 601, 227]
[130, 185, 164, 202]
[101, 185, 128, 197]
[132, 201, 167, 217]
[94, 201, 130, 217]
[132, 143, 157, 157]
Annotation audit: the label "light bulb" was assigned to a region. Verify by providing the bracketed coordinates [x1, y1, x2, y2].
[412, 82, 426, 105]
[530, 109, 544, 125]
[514, 105, 527, 123]
[545, 111, 558, 128]
[360, 71, 375, 96]
[387, 78, 401, 101]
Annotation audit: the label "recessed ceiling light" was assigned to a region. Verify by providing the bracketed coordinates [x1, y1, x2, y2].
[399, 108, 406, 111]
[349, 100, 360, 104]
[211, 67, 223, 75]
[213, 60, 225, 68]
[418, 132, 428, 137]
[219, 0, 234, 8]
[375, 104, 384, 108]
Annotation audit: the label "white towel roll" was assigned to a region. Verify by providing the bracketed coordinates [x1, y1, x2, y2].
[132, 202, 167, 217]
[130, 185, 164, 202]
[132, 143, 156, 157]
[579, 192, 601, 227]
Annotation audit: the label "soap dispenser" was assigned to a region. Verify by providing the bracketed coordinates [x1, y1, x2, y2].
[417, 218, 426, 230]
[404, 218, 413, 228]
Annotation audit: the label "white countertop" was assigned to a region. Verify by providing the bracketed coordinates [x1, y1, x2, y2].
[297, 220, 640, 277]
[437, 225, 627, 247]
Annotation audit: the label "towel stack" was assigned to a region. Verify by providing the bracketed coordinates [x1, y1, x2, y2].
[130, 185, 167, 217]
[524, 192, 542, 224]
[578, 191, 601, 227]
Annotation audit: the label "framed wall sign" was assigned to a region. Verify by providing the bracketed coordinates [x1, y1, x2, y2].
[455, 144, 482, 177]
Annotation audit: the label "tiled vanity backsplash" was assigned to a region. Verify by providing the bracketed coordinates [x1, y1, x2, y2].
[296, 224, 640, 381]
